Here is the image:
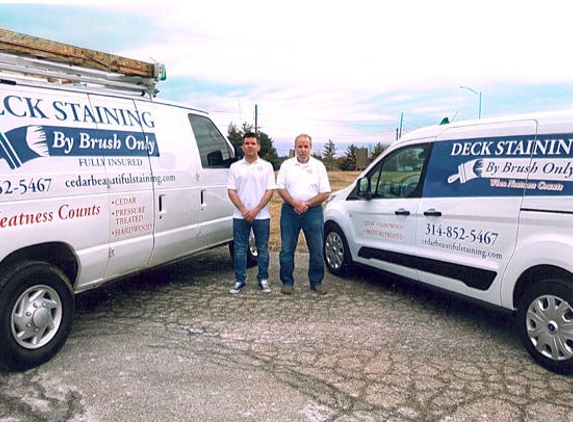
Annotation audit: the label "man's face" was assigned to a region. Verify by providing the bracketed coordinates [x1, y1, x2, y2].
[242, 137, 260, 158]
[295, 137, 311, 163]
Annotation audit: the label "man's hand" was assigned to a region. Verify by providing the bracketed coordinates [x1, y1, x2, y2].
[243, 209, 258, 222]
[293, 200, 309, 215]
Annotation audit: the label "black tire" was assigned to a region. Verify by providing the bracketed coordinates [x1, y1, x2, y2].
[517, 279, 573, 374]
[0, 261, 74, 371]
[323, 223, 352, 276]
[228, 229, 258, 268]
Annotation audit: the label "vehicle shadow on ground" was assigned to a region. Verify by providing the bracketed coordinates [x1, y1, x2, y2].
[74, 247, 233, 314]
[340, 263, 519, 347]
[74, 248, 521, 354]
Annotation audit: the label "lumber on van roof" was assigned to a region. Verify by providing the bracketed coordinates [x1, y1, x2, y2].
[0, 28, 160, 79]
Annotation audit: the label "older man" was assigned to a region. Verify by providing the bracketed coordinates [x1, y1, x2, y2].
[276, 133, 331, 294]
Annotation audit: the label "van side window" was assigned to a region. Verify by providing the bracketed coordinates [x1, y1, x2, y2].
[188, 114, 233, 168]
[366, 143, 431, 199]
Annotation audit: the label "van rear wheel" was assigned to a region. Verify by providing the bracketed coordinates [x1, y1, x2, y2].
[228, 229, 258, 268]
[517, 279, 573, 374]
[0, 261, 74, 371]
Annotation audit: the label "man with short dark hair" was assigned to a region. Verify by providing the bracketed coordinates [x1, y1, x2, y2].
[227, 132, 275, 294]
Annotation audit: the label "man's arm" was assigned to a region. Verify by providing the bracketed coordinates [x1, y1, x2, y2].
[248, 189, 274, 220]
[229, 188, 274, 222]
[228, 189, 246, 215]
[304, 192, 330, 208]
[279, 189, 329, 214]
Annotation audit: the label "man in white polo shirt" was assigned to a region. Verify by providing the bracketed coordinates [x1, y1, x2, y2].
[276, 133, 331, 294]
[227, 132, 275, 294]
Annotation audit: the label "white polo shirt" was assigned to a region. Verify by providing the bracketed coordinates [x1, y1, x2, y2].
[227, 157, 276, 219]
[276, 156, 331, 202]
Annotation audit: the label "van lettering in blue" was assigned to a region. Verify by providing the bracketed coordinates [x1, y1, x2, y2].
[0, 125, 158, 169]
[0, 95, 155, 129]
[425, 135, 573, 197]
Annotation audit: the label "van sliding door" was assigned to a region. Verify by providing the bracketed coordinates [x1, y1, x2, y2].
[416, 120, 537, 305]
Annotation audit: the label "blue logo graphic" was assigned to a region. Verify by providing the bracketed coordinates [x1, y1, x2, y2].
[0, 125, 158, 169]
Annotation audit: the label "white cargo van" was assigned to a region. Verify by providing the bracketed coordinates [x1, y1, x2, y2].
[0, 30, 242, 370]
[324, 111, 573, 374]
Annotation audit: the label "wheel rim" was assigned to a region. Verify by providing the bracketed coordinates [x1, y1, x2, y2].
[526, 294, 573, 361]
[325, 231, 344, 270]
[11, 285, 63, 349]
[248, 230, 259, 258]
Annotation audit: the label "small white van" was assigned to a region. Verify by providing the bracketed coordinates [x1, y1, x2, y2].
[324, 111, 573, 374]
[0, 31, 243, 370]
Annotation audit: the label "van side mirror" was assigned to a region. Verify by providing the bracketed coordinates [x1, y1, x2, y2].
[356, 177, 371, 200]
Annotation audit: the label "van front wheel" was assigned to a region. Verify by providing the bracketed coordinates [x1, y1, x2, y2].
[0, 261, 74, 371]
[324, 224, 352, 276]
[517, 279, 573, 374]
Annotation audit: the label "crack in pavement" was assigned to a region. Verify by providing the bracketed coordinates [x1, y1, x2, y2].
[2, 249, 573, 421]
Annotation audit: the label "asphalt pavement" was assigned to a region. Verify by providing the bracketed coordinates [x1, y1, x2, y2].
[1, 247, 573, 422]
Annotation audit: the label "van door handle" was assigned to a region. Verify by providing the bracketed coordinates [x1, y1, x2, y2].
[424, 209, 442, 217]
[395, 208, 410, 216]
[158, 194, 166, 219]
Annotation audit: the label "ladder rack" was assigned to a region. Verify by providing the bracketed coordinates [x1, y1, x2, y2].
[0, 28, 166, 98]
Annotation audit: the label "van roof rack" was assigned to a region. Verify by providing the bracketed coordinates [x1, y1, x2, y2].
[0, 28, 166, 98]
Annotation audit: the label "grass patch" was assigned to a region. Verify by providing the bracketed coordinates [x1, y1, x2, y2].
[268, 171, 361, 252]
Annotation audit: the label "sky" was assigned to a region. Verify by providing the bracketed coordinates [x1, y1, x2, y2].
[2, 1, 573, 156]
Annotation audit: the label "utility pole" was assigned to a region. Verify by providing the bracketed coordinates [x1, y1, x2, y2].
[396, 112, 404, 140]
[254, 104, 258, 133]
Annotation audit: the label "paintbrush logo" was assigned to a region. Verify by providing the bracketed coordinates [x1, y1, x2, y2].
[448, 159, 484, 184]
[0, 126, 50, 169]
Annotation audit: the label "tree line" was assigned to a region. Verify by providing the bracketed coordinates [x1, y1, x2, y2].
[227, 122, 388, 171]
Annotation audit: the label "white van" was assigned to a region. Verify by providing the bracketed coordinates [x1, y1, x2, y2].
[324, 111, 573, 374]
[0, 32, 243, 370]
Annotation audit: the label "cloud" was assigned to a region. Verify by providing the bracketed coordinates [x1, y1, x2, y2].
[3, 1, 573, 153]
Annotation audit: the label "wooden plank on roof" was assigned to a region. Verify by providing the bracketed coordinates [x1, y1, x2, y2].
[0, 28, 155, 78]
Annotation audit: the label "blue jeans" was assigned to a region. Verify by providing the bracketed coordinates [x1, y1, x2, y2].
[233, 218, 270, 285]
[279, 204, 325, 287]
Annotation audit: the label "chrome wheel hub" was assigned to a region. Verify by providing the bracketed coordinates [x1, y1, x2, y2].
[526, 294, 573, 361]
[11, 285, 63, 349]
